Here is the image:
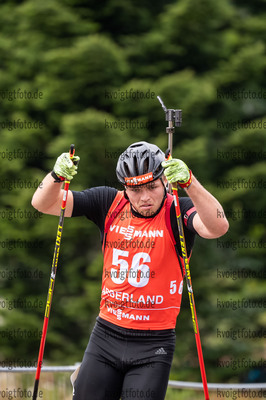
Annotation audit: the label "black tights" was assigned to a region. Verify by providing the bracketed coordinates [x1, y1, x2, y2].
[73, 319, 176, 400]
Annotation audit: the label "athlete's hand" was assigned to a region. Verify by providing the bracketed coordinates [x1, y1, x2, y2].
[161, 158, 192, 188]
[53, 152, 80, 181]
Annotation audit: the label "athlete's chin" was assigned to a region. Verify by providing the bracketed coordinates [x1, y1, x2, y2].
[138, 206, 156, 217]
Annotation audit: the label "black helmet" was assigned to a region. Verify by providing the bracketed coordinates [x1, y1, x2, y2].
[116, 141, 165, 186]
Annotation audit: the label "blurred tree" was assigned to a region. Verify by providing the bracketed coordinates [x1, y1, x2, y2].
[0, 0, 265, 386]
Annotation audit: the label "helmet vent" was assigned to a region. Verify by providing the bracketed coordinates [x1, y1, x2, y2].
[133, 156, 139, 176]
[123, 162, 131, 178]
[143, 157, 149, 174]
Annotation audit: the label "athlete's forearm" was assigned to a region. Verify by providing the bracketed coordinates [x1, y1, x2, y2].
[31, 172, 72, 216]
[185, 174, 229, 237]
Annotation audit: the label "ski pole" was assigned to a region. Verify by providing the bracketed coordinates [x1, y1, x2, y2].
[168, 151, 210, 400]
[157, 96, 210, 400]
[32, 144, 75, 400]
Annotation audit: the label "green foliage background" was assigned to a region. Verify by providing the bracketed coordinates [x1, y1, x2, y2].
[0, 0, 265, 391]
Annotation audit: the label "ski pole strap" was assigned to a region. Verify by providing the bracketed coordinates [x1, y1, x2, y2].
[178, 169, 193, 188]
[51, 170, 65, 183]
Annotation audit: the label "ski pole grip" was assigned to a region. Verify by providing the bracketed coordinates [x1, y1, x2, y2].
[165, 148, 171, 161]
[164, 149, 178, 190]
[69, 144, 75, 160]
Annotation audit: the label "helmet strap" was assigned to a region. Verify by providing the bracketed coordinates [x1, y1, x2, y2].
[160, 177, 168, 198]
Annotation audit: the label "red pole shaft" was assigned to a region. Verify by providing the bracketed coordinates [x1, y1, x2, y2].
[172, 185, 210, 400]
[32, 145, 75, 400]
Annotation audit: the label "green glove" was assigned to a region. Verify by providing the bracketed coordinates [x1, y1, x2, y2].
[53, 152, 80, 182]
[161, 158, 192, 188]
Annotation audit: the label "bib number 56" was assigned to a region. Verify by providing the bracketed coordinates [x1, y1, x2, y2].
[111, 249, 151, 288]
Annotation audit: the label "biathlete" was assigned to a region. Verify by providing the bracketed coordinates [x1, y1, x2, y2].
[31, 141, 229, 400]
